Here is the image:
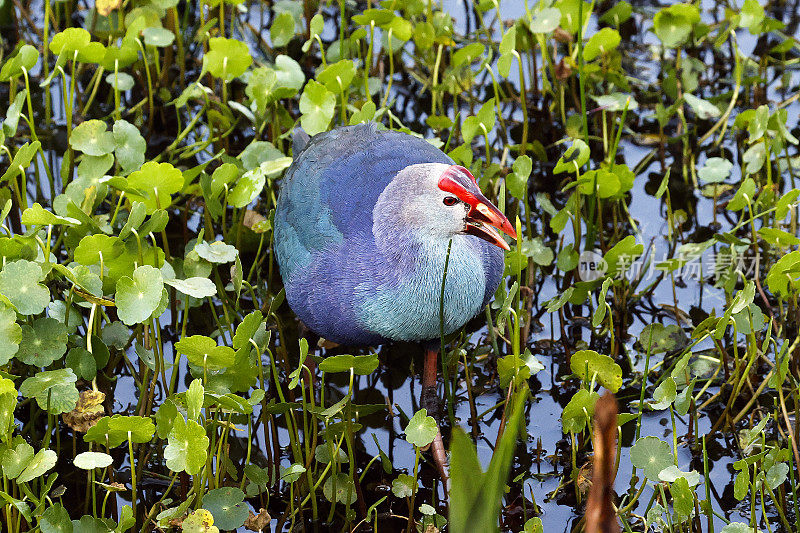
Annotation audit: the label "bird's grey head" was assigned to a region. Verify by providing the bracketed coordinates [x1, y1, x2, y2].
[373, 163, 516, 258]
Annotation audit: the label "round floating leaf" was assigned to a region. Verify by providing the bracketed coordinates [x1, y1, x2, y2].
[507, 155, 532, 200]
[74, 451, 113, 470]
[227, 167, 266, 208]
[165, 277, 217, 298]
[583, 27, 620, 61]
[182, 509, 219, 533]
[203, 37, 252, 81]
[203, 487, 248, 531]
[270, 11, 295, 47]
[720, 524, 762, 533]
[391, 474, 416, 498]
[684, 93, 721, 120]
[66, 347, 97, 381]
[0, 44, 39, 81]
[165, 415, 209, 475]
[175, 335, 235, 370]
[649, 377, 677, 410]
[74, 234, 124, 266]
[194, 241, 238, 263]
[591, 93, 638, 112]
[316, 60, 356, 93]
[1, 442, 34, 479]
[561, 389, 599, 433]
[527, 6, 561, 33]
[299, 79, 335, 136]
[280, 463, 306, 482]
[652, 4, 700, 48]
[569, 350, 622, 392]
[105, 71, 134, 91]
[0, 259, 49, 315]
[553, 139, 590, 174]
[405, 409, 438, 448]
[698, 157, 733, 184]
[21, 203, 80, 227]
[126, 161, 184, 214]
[0, 307, 22, 364]
[274, 54, 304, 90]
[20, 368, 78, 414]
[40, 503, 72, 533]
[113, 120, 146, 174]
[115, 265, 164, 326]
[323, 472, 357, 504]
[142, 27, 175, 47]
[16, 317, 68, 367]
[50, 27, 105, 63]
[630, 436, 673, 480]
[70, 120, 116, 156]
[658, 465, 702, 487]
[319, 354, 379, 375]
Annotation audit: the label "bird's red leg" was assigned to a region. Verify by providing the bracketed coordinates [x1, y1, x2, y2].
[422, 347, 449, 487]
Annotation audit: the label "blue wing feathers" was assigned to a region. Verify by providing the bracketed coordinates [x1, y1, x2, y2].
[274, 124, 505, 344]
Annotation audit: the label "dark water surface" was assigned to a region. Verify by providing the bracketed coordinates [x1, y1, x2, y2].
[4, 0, 800, 531]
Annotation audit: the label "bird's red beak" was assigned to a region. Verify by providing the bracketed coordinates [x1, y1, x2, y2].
[438, 165, 517, 251]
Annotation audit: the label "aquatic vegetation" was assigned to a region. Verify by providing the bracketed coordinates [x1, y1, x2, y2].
[0, 0, 799, 531]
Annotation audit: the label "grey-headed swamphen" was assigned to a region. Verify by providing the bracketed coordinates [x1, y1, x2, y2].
[274, 123, 516, 481]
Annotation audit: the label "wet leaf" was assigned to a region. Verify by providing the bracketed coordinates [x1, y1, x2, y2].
[698, 157, 732, 184]
[649, 377, 677, 410]
[40, 503, 73, 533]
[323, 472, 357, 504]
[203, 487, 248, 531]
[115, 265, 164, 325]
[165, 277, 217, 298]
[126, 161, 184, 214]
[165, 415, 209, 474]
[316, 60, 356, 93]
[270, 11, 295, 47]
[319, 353, 379, 375]
[113, 120, 146, 174]
[583, 27, 620, 61]
[405, 409, 438, 448]
[570, 350, 622, 392]
[70, 120, 116, 156]
[391, 474, 416, 498]
[553, 139, 590, 174]
[175, 335, 235, 370]
[182, 509, 219, 533]
[299, 80, 335, 136]
[658, 465, 701, 487]
[0, 44, 39, 81]
[652, 4, 700, 48]
[630, 436, 673, 480]
[561, 389, 599, 434]
[684, 93, 720, 120]
[0, 259, 49, 315]
[0, 307, 21, 364]
[16, 317, 68, 366]
[204, 38, 252, 81]
[143, 27, 175, 48]
[195, 241, 238, 263]
[74, 451, 113, 470]
[279, 462, 306, 482]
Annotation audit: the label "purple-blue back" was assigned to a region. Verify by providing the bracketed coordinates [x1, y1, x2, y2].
[274, 124, 504, 345]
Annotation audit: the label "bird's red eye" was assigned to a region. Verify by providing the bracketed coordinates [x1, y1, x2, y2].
[443, 196, 459, 206]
